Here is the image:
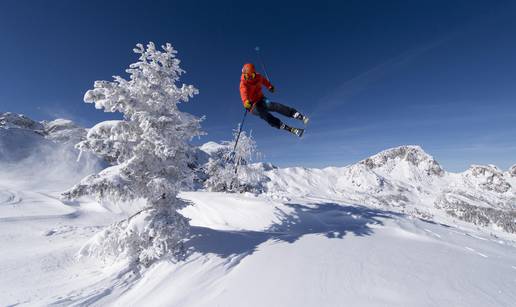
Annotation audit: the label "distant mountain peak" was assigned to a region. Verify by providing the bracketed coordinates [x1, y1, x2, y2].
[42, 118, 80, 133]
[0, 112, 87, 156]
[0, 112, 44, 131]
[360, 145, 444, 176]
[467, 164, 502, 174]
[463, 164, 511, 193]
[510, 165, 516, 177]
[199, 141, 229, 156]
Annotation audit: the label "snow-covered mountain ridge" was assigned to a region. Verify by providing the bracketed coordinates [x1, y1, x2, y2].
[0, 112, 86, 143]
[263, 145, 516, 234]
[0, 112, 87, 162]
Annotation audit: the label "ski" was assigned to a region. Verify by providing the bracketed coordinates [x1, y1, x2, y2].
[290, 127, 304, 138]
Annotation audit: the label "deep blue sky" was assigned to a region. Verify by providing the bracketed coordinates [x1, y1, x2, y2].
[1, 0, 515, 171]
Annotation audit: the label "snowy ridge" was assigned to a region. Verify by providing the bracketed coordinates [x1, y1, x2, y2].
[264, 145, 516, 234]
[509, 164, 516, 177]
[462, 164, 512, 193]
[198, 141, 228, 156]
[0, 112, 45, 131]
[1, 112, 87, 143]
[42, 118, 86, 144]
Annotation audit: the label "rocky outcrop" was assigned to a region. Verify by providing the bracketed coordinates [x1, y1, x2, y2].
[463, 165, 511, 194]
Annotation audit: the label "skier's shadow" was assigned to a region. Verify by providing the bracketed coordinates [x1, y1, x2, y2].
[185, 203, 399, 263]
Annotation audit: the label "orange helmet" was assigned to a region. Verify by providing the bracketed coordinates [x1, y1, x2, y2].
[242, 63, 256, 80]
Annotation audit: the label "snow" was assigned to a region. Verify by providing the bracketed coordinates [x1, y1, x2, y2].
[98, 193, 516, 307]
[42, 118, 86, 144]
[179, 192, 294, 231]
[0, 182, 124, 306]
[2, 180, 516, 306]
[199, 141, 228, 156]
[1, 119, 516, 306]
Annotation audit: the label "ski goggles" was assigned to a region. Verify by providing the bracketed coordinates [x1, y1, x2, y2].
[243, 72, 256, 80]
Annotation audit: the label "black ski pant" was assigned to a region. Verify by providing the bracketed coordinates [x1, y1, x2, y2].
[250, 97, 298, 129]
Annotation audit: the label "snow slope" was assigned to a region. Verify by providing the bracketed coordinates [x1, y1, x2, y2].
[2, 186, 515, 306]
[0, 183, 123, 306]
[114, 192, 516, 307]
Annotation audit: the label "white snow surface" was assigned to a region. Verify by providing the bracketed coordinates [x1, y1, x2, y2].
[199, 141, 228, 156]
[1, 131, 516, 306]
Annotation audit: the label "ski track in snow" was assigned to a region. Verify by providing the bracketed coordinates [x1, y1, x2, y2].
[0, 188, 79, 222]
[423, 228, 441, 238]
[464, 246, 489, 258]
[0, 189, 21, 205]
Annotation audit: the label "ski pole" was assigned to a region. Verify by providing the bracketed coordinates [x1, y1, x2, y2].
[229, 109, 248, 175]
[232, 109, 248, 155]
[255, 46, 272, 83]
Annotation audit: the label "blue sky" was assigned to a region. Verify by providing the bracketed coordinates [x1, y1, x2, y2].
[1, 0, 515, 171]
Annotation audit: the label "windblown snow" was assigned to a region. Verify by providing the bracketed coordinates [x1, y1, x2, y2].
[1, 112, 515, 307]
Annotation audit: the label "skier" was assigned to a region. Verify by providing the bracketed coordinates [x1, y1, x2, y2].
[240, 63, 309, 137]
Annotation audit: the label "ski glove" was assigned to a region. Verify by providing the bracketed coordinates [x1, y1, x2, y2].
[269, 85, 275, 93]
[244, 99, 252, 109]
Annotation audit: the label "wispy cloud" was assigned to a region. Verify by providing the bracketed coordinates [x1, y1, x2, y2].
[309, 33, 457, 117]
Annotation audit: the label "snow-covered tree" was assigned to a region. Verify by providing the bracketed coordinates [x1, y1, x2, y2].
[204, 126, 266, 192]
[64, 42, 203, 266]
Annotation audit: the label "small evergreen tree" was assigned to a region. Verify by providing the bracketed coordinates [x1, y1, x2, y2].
[204, 125, 263, 192]
[65, 42, 203, 266]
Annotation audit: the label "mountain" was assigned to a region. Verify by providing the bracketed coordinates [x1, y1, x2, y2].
[0, 112, 87, 161]
[264, 145, 516, 233]
[360, 145, 445, 177]
[0, 112, 48, 162]
[193, 141, 516, 234]
[42, 118, 86, 145]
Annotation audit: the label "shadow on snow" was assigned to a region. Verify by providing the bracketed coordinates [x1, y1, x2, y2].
[185, 203, 400, 262]
[51, 203, 401, 305]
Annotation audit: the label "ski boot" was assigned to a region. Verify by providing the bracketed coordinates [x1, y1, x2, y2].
[293, 112, 309, 125]
[281, 123, 304, 138]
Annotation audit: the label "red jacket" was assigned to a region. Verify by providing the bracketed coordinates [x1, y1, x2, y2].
[239, 73, 272, 106]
